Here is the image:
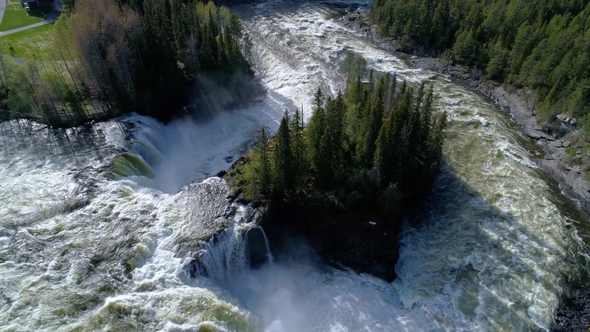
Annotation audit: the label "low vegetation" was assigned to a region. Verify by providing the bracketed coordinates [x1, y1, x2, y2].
[0, 24, 54, 59]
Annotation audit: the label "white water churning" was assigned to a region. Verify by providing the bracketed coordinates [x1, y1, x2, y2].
[0, 0, 588, 331]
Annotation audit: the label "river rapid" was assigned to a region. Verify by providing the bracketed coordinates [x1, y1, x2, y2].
[1, 0, 589, 331]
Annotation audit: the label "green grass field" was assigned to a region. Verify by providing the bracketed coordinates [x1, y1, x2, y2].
[0, 24, 54, 59]
[0, 0, 52, 32]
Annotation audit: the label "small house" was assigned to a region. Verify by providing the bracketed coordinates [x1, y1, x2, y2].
[53, 0, 62, 14]
[22, 0, 40, 9]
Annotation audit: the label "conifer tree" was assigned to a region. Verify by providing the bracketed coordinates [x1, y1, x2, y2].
[258, 126, 272, 193]
[306, 99, 326, 175]
[290, 108, 307, 191]
[273, 111, 294, 192]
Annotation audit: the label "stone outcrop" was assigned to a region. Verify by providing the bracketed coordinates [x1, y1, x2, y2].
[261, 195, 400, 282]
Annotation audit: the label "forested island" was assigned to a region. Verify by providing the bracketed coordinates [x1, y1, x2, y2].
[1, 0, 588, 329]
[0, 0, 256, 127]
[227, 55, 447, 280]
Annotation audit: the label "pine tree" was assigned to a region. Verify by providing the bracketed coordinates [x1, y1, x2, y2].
[290, 108, 307, 191]
[306, 99, 326, 175]
[258, 127, 272, 193]
[273, 111, 294, 192]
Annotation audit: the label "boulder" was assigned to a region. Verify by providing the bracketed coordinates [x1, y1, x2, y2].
[548, 140, 564, 149]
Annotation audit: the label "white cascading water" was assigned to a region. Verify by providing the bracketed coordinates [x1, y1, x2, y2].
[1, 0, 589, 331]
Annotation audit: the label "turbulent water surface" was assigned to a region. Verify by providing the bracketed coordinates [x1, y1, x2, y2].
[1, 0, 589, 331]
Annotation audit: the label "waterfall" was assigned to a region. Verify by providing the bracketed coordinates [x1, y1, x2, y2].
[258, 226, 275, 264]
[181, 204, 274, 283]
[187, 225, 249, 283]
[2, 1, 589, 331]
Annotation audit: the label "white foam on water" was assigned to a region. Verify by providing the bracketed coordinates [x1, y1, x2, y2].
[0, 1, 588, 331]
[121, 100, 287, 193]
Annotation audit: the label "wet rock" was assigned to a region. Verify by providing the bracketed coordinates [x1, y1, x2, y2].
[570, 118, 578, 125]
[247, 227, 270, 268]
[552, 285, 590, 331]
[262, 196, 400, 282]
[557, 114, 568, 122]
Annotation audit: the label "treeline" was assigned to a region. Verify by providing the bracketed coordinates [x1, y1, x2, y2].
[233, 64, 446, 223]
[0, 0, 253, 126]
[371, 0, 590, 133]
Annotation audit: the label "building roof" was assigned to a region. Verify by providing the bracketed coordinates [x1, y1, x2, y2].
[53, 0, 63, 13]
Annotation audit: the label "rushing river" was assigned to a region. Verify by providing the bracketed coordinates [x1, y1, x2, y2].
[1, 0, 589, 331]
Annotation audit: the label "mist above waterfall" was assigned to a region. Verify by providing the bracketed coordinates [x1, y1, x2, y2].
[1, 1, 589, 331]
[122, 104, 284, 193]
[216, 237, 431, 332]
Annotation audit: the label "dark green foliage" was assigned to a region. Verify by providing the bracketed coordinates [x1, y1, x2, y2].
[372, 0, 590, 130]
[258, 127, 272, 193]
[242, 71, 447, 226]
[62, 0, 76, 13]
[273, 111, 295, 192]
[290, 108, 307, 191]
[0, 0, 253, 126]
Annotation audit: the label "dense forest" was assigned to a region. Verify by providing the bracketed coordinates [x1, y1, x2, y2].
[371, 0, 590, 134]
[0, 0, 254, 126]
[230, 55, 447, 226]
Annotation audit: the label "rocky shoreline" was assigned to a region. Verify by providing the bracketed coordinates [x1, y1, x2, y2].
[411, 57, 590, 215]
[341, 11, 590, 217]
[339, 10, 590, 330]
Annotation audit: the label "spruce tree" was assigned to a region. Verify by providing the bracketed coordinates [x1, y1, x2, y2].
[305, 88, 326, 175]
[290, 108, 307, 191]
[258, 127, 272, 193]
[273, 111, 294, 192]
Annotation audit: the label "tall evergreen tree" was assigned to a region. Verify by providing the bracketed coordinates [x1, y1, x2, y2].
[273, 111, 294, 191]
[258, 126, 272, 193]
[290, 108, 307, 191]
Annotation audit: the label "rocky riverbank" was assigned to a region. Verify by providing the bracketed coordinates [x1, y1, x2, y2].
[339, 9, 590, 330]
[552, 285, 590, 331]
[341, 11, 590, 217]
